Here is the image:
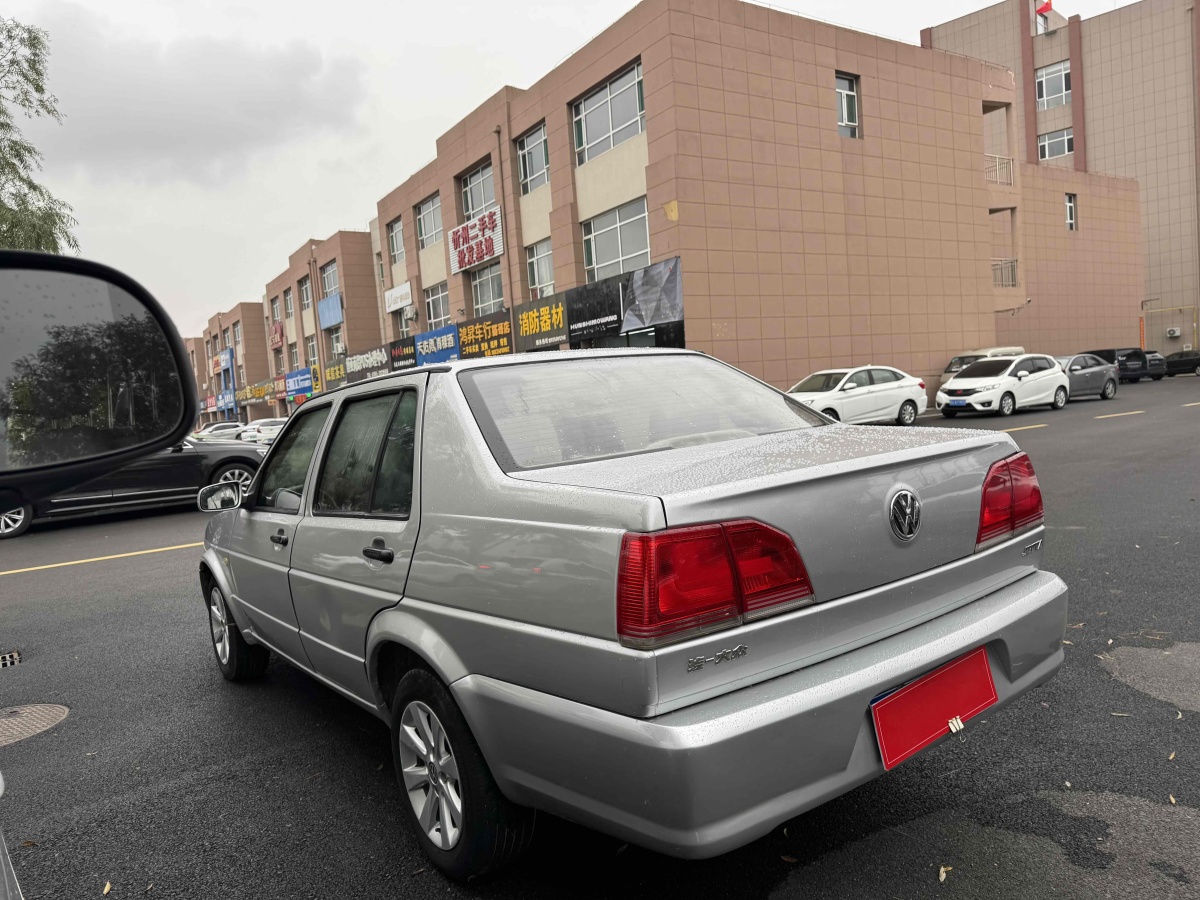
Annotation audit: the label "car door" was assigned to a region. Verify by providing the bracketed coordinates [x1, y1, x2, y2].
[288, 378, 425, 701]
[1084, 355, 1108, 394]
[224, 402, 332, 667]
[1033, 356, 1058, 403]
[105, 440, 205, 500]
[838, 370, 874, 422]
[1064, 356, 1091, 396]
[867, 368, 905, 420]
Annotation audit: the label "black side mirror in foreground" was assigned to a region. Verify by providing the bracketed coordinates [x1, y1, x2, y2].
[0, 251, 197, 509]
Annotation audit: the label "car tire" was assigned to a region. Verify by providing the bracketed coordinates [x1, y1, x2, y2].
[0, 502, 33, 540]
[940, 409, 958, 418]
[212, 462, 256, 493]
[391, 668, 535, 881]
[896, 401, 918, 426]
[998, 392, 1016, 417]
[1101, 380, 1117, 400]
[1051, 386, 1068, 409]
[821, 409, 840, 421]
[1152, 375, 1164, 381]
[207, 583, 270, 681]
[1194, 365, 1200, 377]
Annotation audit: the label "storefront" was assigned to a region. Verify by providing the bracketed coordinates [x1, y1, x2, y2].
[389, 337, 416, 371]
[346, 345, 392, 383]
[566, 257, 684, 350]
[415, 324, 460, 366]
[457, 309, 513, 358]
[285, 367, 317, 409]
[236, 379, 275, 420]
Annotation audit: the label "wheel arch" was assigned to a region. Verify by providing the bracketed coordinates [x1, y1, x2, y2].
[204, 456, 261, 483]
[367, 607, 470, 722]
[197, 548, 255, 637]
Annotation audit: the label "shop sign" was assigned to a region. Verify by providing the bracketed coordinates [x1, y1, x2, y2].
[216, 389, 235, 411]
[219, 348, 235, 371]
[564, 257, 684, 342]
[204, 394, 216, 412]
[317, 292, 344, 330]
[324, 355, 347, 391]
[389, 337, 416, 371]
[273, 375, 287, 401]
[565, 276, 623, 342]
[513, 295, 568, 353]
[211, 355, 221, 375]
[448, 208, 504, 275]
[236, 380, 273, 406]
[457, 310, 513, 359]
[385, 282, 413, 313]
[285, 367, 314, 398]
[415, 324, 460, 366]
[268, 321, 284, 349]
[346, 346, 391, 383]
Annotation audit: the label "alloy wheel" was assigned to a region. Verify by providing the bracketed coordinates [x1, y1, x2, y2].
[209, 587, 231, 665]
[1000, 394, 1015, 416]
[0, 507, 26, 535]
[1103, 380, 1116, 399]
[398, 700, 463, 851]
[1054, 387, 1067, 409]
[899, 402, 916, 425]
[1194, 365, 1200, 377]
[218, 467, 254, 491]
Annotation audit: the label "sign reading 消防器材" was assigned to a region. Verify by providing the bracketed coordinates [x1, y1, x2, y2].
[448, 209, 505, 275]
[457, 310, 513, 359]
[513, 296, 568, 353]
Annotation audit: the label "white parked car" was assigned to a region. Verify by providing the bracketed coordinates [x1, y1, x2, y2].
[237, 418, 287, 442]
[936, 355, 1070, 418]
[788, 366, 928, 425]
[943, 346, 1026, 375]
[253, 419, 288, 444]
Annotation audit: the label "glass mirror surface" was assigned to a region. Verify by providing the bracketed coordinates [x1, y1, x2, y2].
[0, 269, 184, 471]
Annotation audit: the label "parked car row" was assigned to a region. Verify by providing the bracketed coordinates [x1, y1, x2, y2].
[191, 418, 287, 444]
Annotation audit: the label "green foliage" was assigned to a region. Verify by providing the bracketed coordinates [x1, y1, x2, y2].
[0, 16, 77, 254]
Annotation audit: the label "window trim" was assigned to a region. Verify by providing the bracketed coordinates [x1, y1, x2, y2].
[250, 401, 334, 514]
[836, 73, 859, 138]
[416, 194, 443, 249]
[526, 238, 554, 300]
[516, 122, 550, 194]
[460, 162, 497, 222]
[299, 276, 313, 310]
[288, 343, 299, 369]
[305, 335, 318, 366]
[310, 388, 418, 521]
[470, 261, 505, 317]
[270, 297, 280, 321]
[320, 260, 339, 297]
[1035, 60, 1071, 111]
[387, 217, 406, 265]
[1038, 127, 1074, 160]
[1065, 192, 1077, 231]
[582, 197, 650, 283]
[572, 62, 645, 166]
[283, 289, 294, 318]
[424, 281, 451, 329]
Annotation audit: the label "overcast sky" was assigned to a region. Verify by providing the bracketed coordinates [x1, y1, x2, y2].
[11, 0, 1137, 337]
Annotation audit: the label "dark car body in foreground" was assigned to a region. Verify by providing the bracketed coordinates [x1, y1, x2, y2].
[0, 439, 262, 538]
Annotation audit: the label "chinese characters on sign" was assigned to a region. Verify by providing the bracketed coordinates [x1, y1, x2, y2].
[513, 296, 568, 353]
[285, 367, 314, 398]
[448, 208, 505, 275]
[273, 376, 287, 401]
[457, 310, 513, 359]
[324, 355, 347, 391]
[269, 321, 284, 349]
[415, 324, 460, 366]
[235, 380, 273, 406]
[389, 337, 416, 371]
[345, 346, 391, 382]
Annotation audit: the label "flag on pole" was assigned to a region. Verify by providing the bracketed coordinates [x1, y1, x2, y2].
[1036, 0, 1052, 14]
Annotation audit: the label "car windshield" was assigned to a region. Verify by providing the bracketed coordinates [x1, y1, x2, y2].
[944, 355, 983, 373]
[1055, 357, 1072, 367]
[957, 359, 1013, 378]
[460, 355, 825, 471]
[789, 372, 847, 393]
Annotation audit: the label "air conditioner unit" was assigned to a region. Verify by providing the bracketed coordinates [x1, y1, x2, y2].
[332, 343, 345, 356]
[1167, 326, 1182, 338]
[402, 306, 419, 322]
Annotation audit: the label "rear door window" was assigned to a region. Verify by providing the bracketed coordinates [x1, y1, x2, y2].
[869, 369, 901, 384]
[255, 405, 331, 512]
[314, 392, 417, 517]
[1031, 357, 1053, 372]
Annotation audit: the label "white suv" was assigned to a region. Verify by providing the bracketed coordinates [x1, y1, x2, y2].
[937, 355, 1069, 418]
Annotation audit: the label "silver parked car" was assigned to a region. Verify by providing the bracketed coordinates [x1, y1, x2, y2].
[1054, 354, 1119, 401]
[197, 350, 1067, 880]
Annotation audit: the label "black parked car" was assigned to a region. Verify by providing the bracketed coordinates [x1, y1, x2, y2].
[1164, 349, 1200, 377]
[0, 438, 263, 539]
[1084, 348, 1163, 383]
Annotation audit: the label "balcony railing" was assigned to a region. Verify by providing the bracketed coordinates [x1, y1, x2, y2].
[984, 154, 1014, 186]
[992, 258, 1018, 288]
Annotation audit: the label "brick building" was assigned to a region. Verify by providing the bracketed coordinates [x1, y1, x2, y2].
[197, 302, 271, 424]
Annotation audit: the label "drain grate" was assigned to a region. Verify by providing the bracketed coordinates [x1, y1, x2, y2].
[0, 650, 19, 668]
[0, 705, 69, 748]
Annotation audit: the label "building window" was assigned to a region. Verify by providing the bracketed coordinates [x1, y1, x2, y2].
[582, 197, 650, 283]
[1037, 12, 1050, 34]
[461, 162, 497, 222]
[573, 62, 645, 166]
[283, 288, 294, 318]
[1066, 193, 1077, 231]
[236, 364, 245, 387]
[393, 309, 412, 339]
[470, 262, 504, 316]
[222, 327, 231, 350]
[1038, 127, 1074, 160]
[270, 297, 280, 321]
[204, 339, 211, 359]
[1036, 61, 1071, 111]
[273, 348, 284, 376]
[320, 260, 339, 296]
[232, 322, 242, 346]
[328, 325, 344, 357]
[416, 195, 443, 248]
[836, 73, 859, 138]
[289, 342, 299, 369]
[299, 276, 313, 310]
[526, 238, 554, 300]
[387, 218, 405, 265]
[517, 123, 549, 194]
[305, 335, 318, 366]
[376, 252, 385, 285]
[424, 281, 450, 328]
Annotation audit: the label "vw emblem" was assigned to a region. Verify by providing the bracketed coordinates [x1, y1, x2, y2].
[889, 490, 921, 542]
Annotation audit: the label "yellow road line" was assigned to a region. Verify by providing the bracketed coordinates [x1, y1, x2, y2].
[1183, 402, 1200, 408]
[1095, 411, 1144, 419]
[0, 542, 203, 577]
[1002, 424, 1049, 433]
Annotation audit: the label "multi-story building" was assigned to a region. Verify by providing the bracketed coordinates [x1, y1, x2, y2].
[263, 231, 381, 415]
[198, 302, 271, 425]
[928, 0, 1194, 350]
[182, 336, 206, 428]
[370, 0, 1141, 393]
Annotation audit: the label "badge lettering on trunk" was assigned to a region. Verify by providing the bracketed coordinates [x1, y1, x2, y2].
[687, 644, 748, 673]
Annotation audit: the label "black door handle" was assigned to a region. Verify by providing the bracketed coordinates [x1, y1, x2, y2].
[270, 530, 288, 546]
[363, 538, 394, 564]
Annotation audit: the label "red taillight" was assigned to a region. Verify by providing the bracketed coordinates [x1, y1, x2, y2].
[617, 520, 814, 648]
[976, 452, 1044, 551]
[918, 380, 926, 390]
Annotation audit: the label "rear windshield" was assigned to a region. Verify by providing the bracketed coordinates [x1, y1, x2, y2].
[957, 359, 1012, 378]
[789, 372, 846, 393]
[945, 355, 982, 373]
[459, 355, 825, 471]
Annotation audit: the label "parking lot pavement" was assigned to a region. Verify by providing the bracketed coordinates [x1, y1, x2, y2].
[1, 376, 1197, 899]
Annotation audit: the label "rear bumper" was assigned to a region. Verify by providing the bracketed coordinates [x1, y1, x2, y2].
[453, 569, 1067, 859]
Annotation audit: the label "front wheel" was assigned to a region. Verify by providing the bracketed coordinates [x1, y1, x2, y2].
[0, 502, 33, 540]
[207, 584, 270, 681]
[896, 401, 918, 426]
[213, 463, 255, 493]
[392, 669, 535, 880]
[1051, 386, 1068, 409]
[997, 393, 1016, 417]
[821, 409, 840, 422]
[1152, 375, 1164, 381]
[1101, 379, 1117, 400]
[1194, 365, 1200, 377]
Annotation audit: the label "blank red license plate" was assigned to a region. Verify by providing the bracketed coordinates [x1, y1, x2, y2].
[871, 646, 998, 771]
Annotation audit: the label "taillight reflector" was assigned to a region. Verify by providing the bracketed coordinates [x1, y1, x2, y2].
[617, 520, 815, 649]
[976, 451, 1044, 551]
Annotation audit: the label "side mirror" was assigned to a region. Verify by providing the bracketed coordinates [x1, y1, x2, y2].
[1070, 366, 1082, 373]
[1016, 371, 1030, 379]
[198, 482, 241, 512]
[842, 382, 858, 391]
[0, 251, 197, 506]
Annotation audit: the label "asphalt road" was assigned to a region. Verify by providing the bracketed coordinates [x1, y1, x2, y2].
[1, 376, 1197, 898]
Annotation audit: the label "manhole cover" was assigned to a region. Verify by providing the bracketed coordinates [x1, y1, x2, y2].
[0, 705, 69, 748]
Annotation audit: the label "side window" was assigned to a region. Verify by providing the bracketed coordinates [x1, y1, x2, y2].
[315, 393, 401, 515]
[1014, 357, 1035, 374]
[847, 371, 871, 388]
[869, 369, 900, 384]
[1085, 356, 1104, 368]
[371, 392, 419, 517]
[255, 406, 331, 512]
[1033, 357, 1053, 372]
